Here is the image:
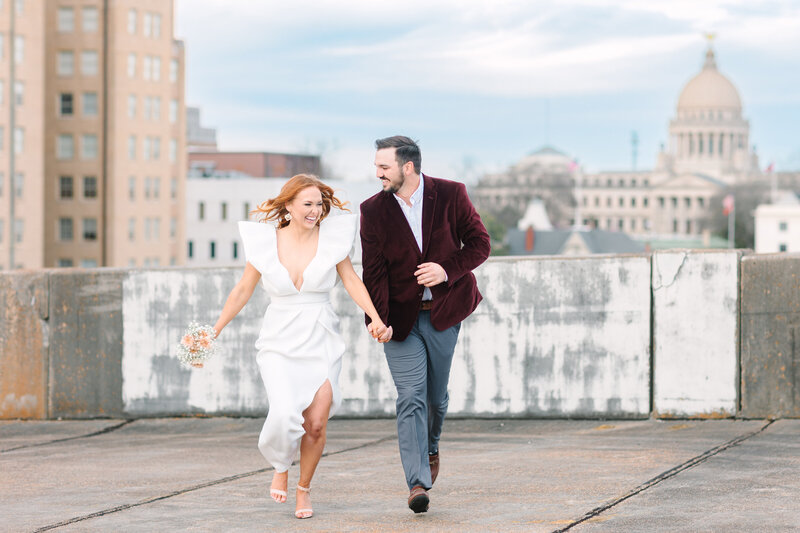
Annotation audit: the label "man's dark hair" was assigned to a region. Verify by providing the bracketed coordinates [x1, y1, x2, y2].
[375, 135, 421, 174]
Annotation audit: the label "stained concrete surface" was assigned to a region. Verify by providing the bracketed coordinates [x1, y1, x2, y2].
[1, 418, 798, 532]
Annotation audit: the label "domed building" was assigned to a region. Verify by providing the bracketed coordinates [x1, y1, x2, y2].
[472, 43, 772, 247]
[656, 46, 759, 181]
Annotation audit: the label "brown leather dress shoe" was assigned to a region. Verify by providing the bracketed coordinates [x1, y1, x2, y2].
[408, 485, 429, 513]
[429, 452, 440, 486]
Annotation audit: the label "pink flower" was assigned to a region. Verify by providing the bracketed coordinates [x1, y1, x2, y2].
[181, 335, 194, 347]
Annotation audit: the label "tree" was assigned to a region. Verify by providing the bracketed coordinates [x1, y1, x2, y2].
[704, 181, 769, 249]
[478, 211, 510, 256]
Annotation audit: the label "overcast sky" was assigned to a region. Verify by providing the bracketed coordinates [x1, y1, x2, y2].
[175, 0, 800, 183]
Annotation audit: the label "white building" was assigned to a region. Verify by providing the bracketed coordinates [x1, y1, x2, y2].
[186, 177, 380, 266]
[754, 192, 800, 253]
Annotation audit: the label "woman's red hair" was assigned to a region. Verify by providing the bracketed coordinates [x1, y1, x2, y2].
[252, 174, 349, 228]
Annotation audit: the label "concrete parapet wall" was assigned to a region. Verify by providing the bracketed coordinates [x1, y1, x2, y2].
[2, 252, 799, 419]
[652, 250, 742, 418]
[740, 253, 800, 418]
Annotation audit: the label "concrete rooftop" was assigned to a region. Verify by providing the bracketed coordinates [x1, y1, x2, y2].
[1, 417, 799, 532]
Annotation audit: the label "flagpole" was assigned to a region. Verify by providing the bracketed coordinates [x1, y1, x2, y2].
[728, 202, 735, 249]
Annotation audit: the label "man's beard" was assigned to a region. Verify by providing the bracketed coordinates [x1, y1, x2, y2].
[384, 170, 405, 194]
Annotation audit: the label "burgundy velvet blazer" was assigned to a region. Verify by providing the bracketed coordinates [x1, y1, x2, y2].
[360, 174, 491, 342]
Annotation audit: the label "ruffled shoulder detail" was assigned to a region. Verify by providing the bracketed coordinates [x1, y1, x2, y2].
[238, 221, 276, 275]
[319, 213, 358, 265]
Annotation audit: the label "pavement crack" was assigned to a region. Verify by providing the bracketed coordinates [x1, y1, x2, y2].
[552, 419, 776, 533]
[32, 433, 395, 532]
[1, 419, 136, 454]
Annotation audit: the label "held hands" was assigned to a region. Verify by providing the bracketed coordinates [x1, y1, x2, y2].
[415, 262, 447, 287]
[368, 320, 393, 343]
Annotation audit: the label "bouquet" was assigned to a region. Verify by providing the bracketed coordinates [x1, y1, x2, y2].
[177, 322, 218, 367]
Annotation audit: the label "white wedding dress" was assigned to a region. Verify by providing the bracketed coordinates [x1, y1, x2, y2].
[238, 213, 358, 472]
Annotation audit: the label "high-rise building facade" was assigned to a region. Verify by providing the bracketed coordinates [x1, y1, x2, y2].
[1, 0, 186, 269]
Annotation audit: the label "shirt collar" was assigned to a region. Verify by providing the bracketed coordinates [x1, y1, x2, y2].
[394, 173, 424, 206]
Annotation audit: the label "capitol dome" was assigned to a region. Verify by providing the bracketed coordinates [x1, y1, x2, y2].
[676, 48, 742, 111]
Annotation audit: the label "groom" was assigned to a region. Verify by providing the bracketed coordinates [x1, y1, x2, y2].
[360, 136, 490, 513]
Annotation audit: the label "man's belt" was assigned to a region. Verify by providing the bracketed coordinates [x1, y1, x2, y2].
[420, 300, 433, 311]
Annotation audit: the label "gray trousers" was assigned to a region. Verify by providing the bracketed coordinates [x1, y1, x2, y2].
[383, 310, 461, 490]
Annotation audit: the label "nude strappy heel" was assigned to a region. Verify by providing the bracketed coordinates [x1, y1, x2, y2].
[295, 484, 313, 519]
[270, 472, 288, 503]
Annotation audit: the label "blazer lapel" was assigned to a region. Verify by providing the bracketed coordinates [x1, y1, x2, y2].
[421, 175, 437, 258]
[382, 190, 422, 258]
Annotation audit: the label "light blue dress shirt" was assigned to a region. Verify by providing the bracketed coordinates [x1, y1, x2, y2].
[394, 175, 433, 301]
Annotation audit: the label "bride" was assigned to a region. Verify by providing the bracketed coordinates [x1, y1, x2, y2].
[199, 174, 391, 519]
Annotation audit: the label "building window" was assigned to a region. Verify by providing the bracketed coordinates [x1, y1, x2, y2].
[58, 50, 75, 76]
[144, 177, 151, 199]
[143, 137, 151, 160]
[81, 134, 98, 159]
[57, 134, 74, 159]
[14, 81, 23, 105]
[15, 0, 24, 16]
[606, 197, 611, 207]
[81, 259, 98, 268]
[144, 218, 151, 240]
[210, 241, 216, 259]
[143, 12, 152, 37]
[170, 217, 176, 239]
[57, 7, 75, 32]
[59, 217, 74, 241]
[128, 218, 136, 241]
[152, 137, 161, 159]
[644, 197, 649, 207]
[128, 94, 137, 118]
[169, 139, 177, 162]
[618, 219, 624, 231]
[14, 127, 23, 154]
[81, 50, 98, 76]
[671, 197, 677, 208]
[169, 99, 178, 123]
[59, 93, 74, 116]
[233, 242, 238, 259]
[244, 202, 250, 219]
[673, 219, 678, 233]
[779, 244, 787, 252]
[170, 59, 178, 83]
[143, 55, 152, 81]
[143, 96, 151, 119]
[631, 197, 637, 208]
[127, 53, 136, 78]
[0, 81, 4, 105]
[14, 35, 23, 64]
[153, 14, 162, 38]
[14, 219, 23, 243]
[630, 219, 636, 231]
[129, 176, 136, 200]
[631, 179, 637, 187]
[83, 176, 97, 199]
[128, 9, 137, 34]
[779, 221, 788, 232]
[698, 197, 705, 208]
[152, 57, 161, 81]
[128, 135, 136, 159]
[83, 218, 97, 241]
[152, 97, 161, 120]
[686, 220, 692, 234]
[685, 197, 691, 208]
[199, 202, 205, 220]
[83, 92, 98, 116]
[153, 218, 160, 241]
[170, 178, 177, 200]
[221, 202, 228, 220]
[14, 172, 23, 197]
[593, 197, 599, 207]
[153, 177, 160, 199]
[58, 259, 74, 268]
[60, 176, 74, 199]
[82, 7, 98, 32]
[188, 241, 193, 258]
[618, 197, 624, 207]
[0, 172, 4, 195]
